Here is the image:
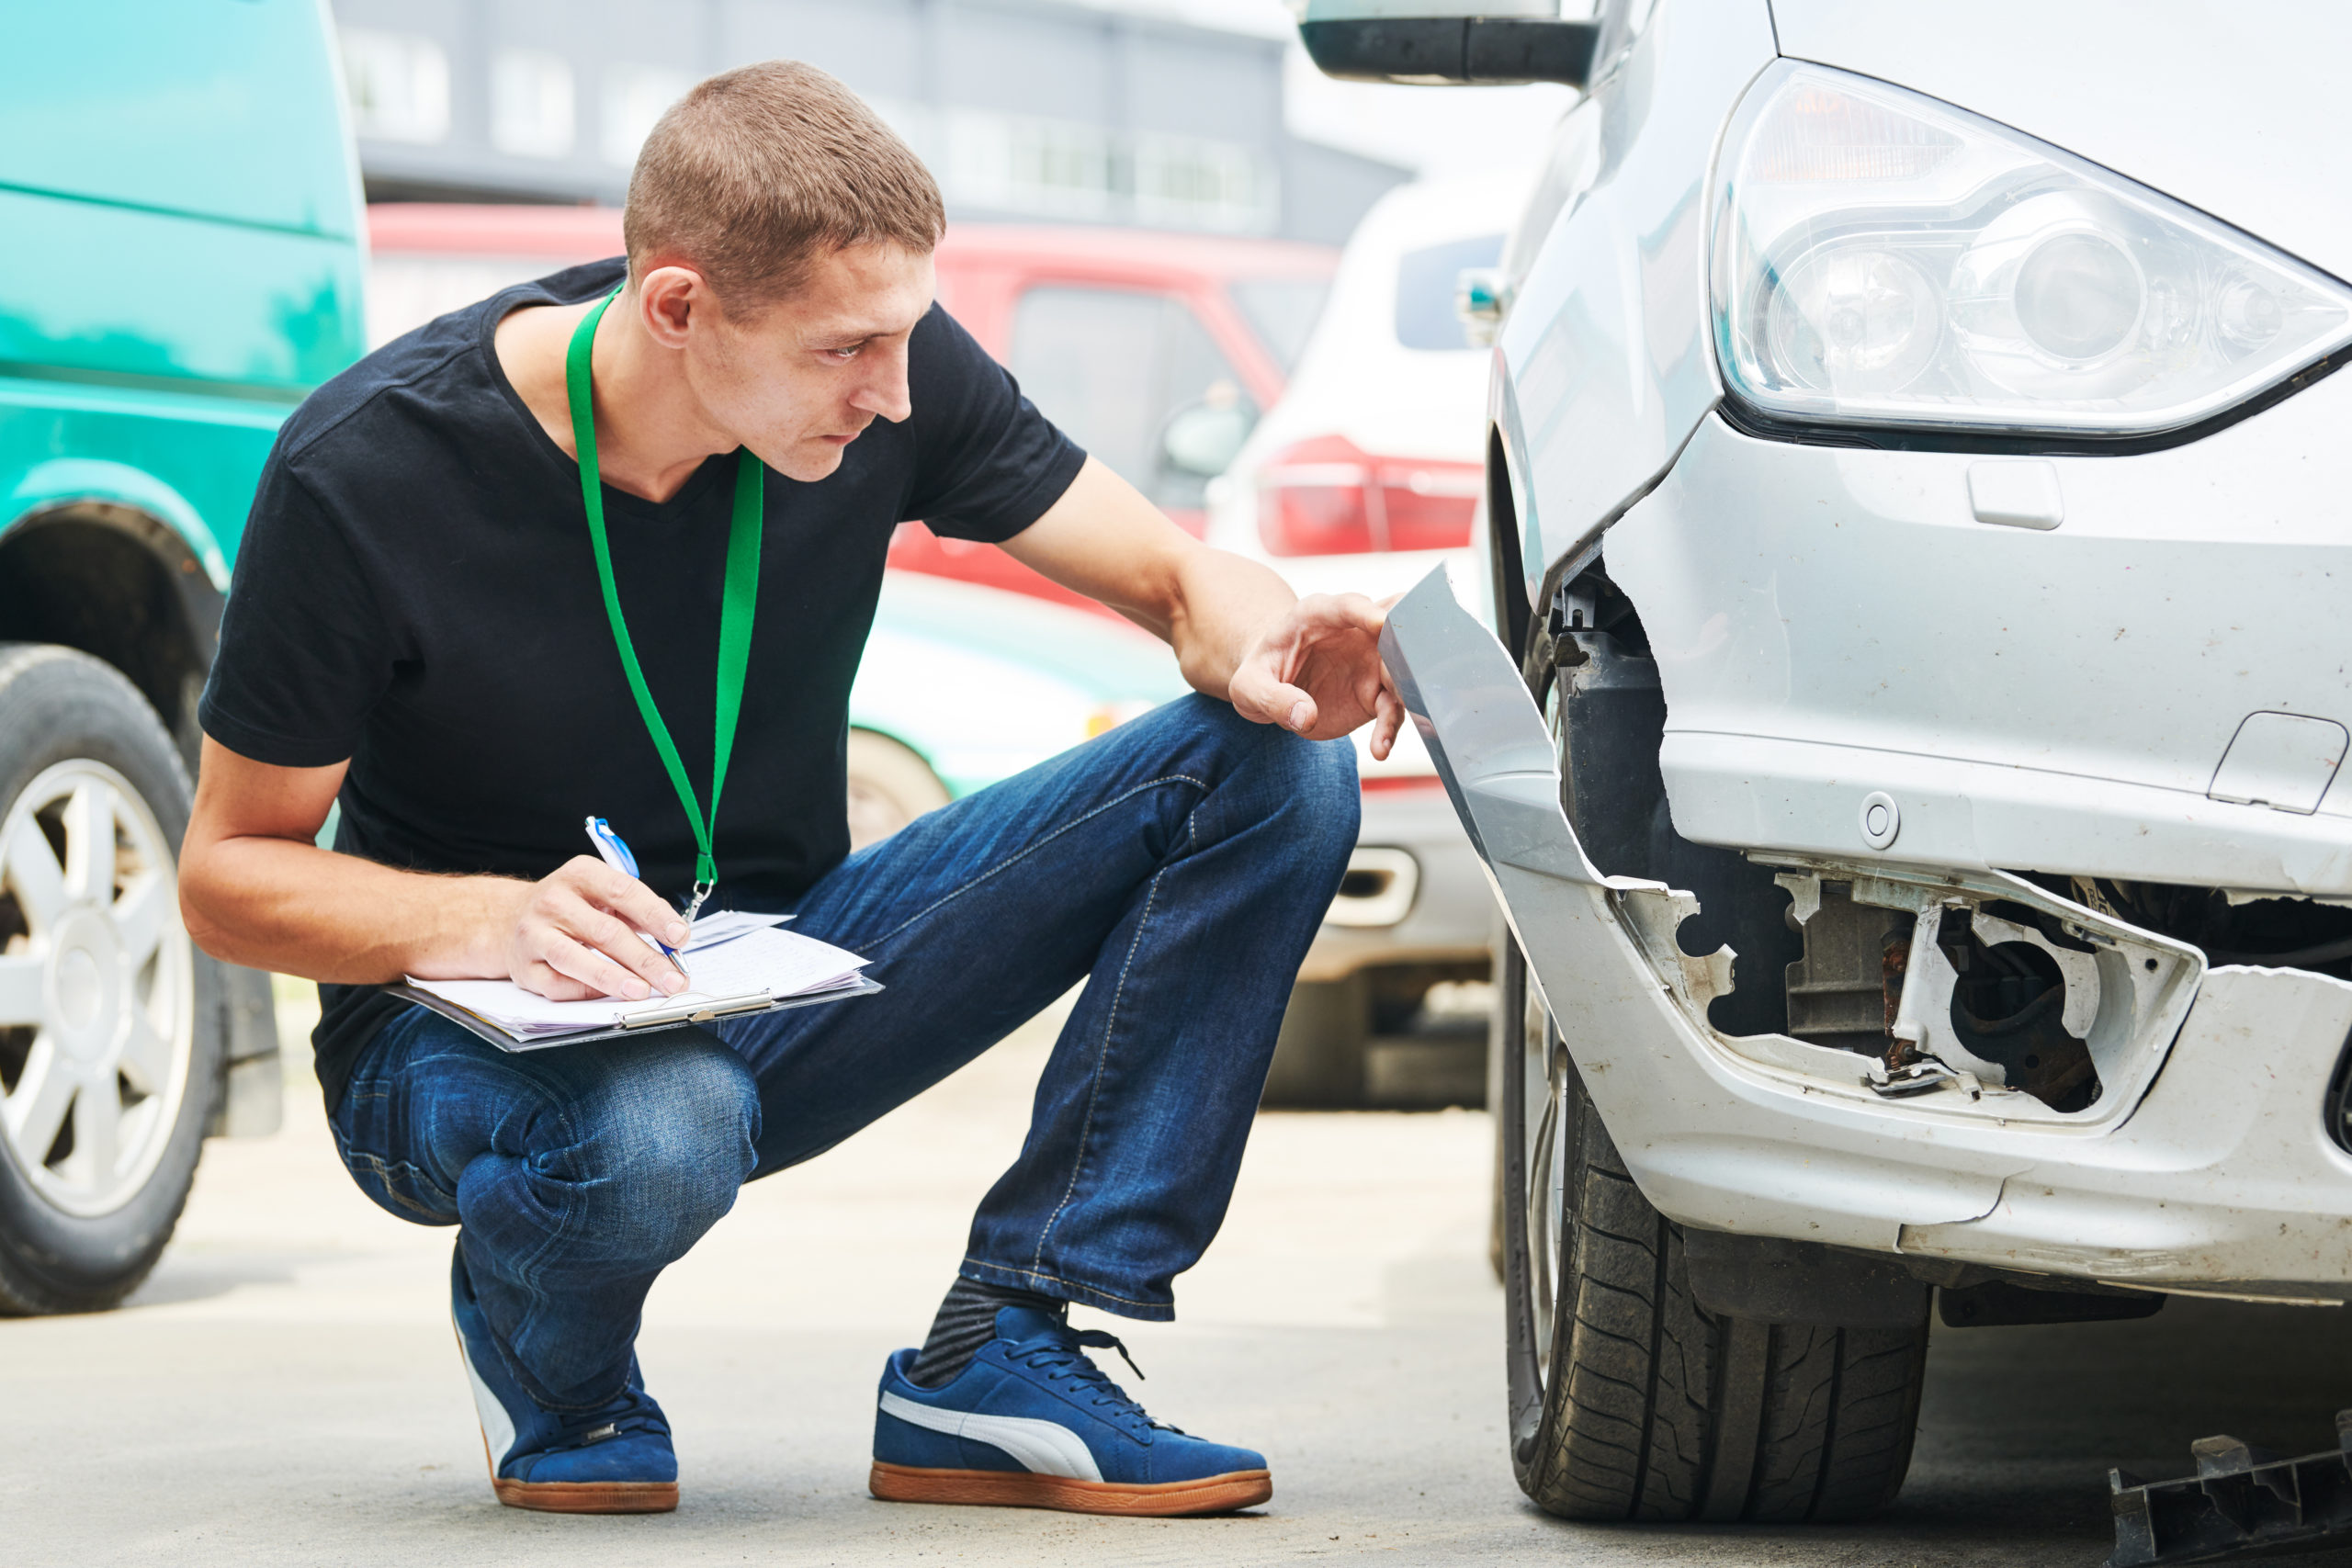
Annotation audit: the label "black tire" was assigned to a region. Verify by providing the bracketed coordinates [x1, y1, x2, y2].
[0, 644, 221, 1314]
[1261, 974, 1369, 1108]
[1499, 938, 1927, 1522]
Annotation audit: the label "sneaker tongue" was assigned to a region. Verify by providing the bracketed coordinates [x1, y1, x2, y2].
[993, 1303, 1069, 1346]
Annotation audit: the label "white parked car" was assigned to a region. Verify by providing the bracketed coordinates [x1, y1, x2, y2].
[1307, 0, 2352, 1534]
[1207, 173, 1532, 1107]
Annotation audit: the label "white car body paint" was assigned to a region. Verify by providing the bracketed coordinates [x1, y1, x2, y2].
[877, 1390, 1104, 1483]
[1376, 0, 2352, 1297]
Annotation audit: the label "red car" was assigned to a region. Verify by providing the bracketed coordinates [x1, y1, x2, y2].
[366, 206, 1337, 614]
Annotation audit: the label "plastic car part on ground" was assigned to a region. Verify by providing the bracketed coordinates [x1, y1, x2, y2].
[2110, 1415, 2352, 1566]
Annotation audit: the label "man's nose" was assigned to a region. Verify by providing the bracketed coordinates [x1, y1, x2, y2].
[850, 340, 912, 424]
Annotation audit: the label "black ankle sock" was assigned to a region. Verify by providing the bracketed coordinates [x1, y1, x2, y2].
[908, 1277, 1063, 1387]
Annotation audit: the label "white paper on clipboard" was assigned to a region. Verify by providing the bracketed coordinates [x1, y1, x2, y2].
[406, 927, 868, 1043]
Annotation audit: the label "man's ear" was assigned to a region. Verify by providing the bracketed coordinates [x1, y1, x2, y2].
[634, 265, 710, 350]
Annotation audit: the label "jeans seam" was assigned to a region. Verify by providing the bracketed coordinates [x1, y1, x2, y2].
[339, 1149, 456, 1218]
[860, 773, 1209, 953]
[489, 1073, 590, 1369]
[1026, 790, 1198, 1275]
[958, 1257, 1167, 1310]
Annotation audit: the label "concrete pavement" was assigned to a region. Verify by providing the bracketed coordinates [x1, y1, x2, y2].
[11, 989, 2352, 1566]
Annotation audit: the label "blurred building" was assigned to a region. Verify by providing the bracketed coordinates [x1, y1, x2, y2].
[333, 0, 1408, 245]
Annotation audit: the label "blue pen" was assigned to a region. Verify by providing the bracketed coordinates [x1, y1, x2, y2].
[584, 817, 689, 973]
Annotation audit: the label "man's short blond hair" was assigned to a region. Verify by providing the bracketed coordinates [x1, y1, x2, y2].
[623, 61, 944, 310]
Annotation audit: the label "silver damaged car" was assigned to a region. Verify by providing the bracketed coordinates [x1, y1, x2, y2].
[1303, 0, 2352, 1529]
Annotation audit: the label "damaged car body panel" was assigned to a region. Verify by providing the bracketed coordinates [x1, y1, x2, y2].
[1602, 385, 2352, 897]
[1383, 569, 2352, 1291]
[1489, 0, 1774, 594]
[1317, 0, 2352, 1532]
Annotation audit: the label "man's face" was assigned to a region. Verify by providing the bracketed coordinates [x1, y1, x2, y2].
[682, 241, 935, 483]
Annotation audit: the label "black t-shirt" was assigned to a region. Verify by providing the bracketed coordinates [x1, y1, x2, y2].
[200, 258, 1085, 1111]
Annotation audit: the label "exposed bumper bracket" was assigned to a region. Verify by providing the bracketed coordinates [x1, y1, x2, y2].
[2110, 1415, 2352, 1566]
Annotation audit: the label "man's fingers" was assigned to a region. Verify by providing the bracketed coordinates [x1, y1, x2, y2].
[1369, 688, 1405, 761]
[533, 930, 653, 1001]
[561, 855, 690, 947]
[1230, 662, 1320, 734]
[1295, 592, 1389, 641]
[514, 961, 599, 1002]
[561, 902, 687, 995]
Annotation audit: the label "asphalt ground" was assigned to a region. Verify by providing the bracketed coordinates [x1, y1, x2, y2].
[12, 988, 2352, 1567]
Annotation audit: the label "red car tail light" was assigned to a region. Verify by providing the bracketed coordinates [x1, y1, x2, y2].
[1256, 434, 1483, 556]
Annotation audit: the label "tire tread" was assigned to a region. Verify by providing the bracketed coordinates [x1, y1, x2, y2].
[1513, 1073, 1928, 1526]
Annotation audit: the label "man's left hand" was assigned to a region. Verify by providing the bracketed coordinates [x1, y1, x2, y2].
[1229, 592, 1405, 760]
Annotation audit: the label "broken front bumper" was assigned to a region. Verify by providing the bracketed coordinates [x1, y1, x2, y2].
[1383, 570, 2352, 1298]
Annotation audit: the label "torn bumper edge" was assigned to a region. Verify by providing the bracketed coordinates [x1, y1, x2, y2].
[1380, 567, 2352, 1294]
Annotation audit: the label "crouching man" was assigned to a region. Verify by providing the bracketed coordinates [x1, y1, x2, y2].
[179, 61, 1399, 1518]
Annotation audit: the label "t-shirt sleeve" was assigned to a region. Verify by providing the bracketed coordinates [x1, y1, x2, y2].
[899, 304, 1088, 543]
[197, 455, 399, 768]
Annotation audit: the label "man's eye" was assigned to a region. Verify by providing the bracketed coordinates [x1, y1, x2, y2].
[829, 344, 862, 361]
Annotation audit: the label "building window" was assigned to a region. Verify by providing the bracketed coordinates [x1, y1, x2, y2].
[602, 66, 695, 168]
[1135, 133, 1279, 235]
[492, 51, 575, 159]
[341, 28, 450, 145]
[943, 109, 1276, 235]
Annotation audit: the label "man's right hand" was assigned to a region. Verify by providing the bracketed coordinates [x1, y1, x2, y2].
[501, 856, 691, 1001]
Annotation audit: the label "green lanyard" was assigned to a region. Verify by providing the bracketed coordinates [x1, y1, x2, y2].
[564, 288, 762, 907]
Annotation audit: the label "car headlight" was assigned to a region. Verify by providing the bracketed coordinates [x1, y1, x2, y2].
[1710, 62, 2352, 438]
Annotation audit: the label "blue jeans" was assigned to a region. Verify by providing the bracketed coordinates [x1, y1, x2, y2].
[329, 695, 1359, 1410]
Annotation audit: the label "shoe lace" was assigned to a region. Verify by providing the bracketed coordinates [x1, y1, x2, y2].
[1011, 1327, 1178, 1436]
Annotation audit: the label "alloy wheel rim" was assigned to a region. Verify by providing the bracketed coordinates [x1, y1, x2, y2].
[0, 760, 194, 1218]
[1521, 985, 1571, 1386]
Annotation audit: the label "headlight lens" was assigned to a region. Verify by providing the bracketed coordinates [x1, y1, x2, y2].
[1711, 62, 2352, 436]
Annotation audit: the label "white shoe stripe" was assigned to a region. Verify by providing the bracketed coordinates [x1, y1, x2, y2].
[879, 1389, 1104, 1483]
[453, 1311, 518, 1469]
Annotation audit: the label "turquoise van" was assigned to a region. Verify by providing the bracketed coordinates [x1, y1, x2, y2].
[0, 1, 365, 1313]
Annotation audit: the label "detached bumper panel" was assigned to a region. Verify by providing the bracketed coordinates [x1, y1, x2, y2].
[1382, 568, 2352, 1291]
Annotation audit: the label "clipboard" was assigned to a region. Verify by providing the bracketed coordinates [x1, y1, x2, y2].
[384, 974, 883, 1054]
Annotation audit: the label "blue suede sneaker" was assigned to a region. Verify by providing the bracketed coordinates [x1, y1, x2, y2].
[448, 1247, 679, 1514]
[870, 1305, 1272, 1516]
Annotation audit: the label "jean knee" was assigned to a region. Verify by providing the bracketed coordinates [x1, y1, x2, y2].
[1271, 727, 1361, 860]
[578, 1038, 759, 1256]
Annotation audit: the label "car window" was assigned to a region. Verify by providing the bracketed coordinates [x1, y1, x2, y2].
[1009, 285, 1255, 512]
[1228, 276, 1331, 373]
[1394, 233, 1506, 352]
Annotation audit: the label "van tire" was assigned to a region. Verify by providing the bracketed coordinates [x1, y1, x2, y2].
[1499, 940, 1927, 1522]
[0, 645, 220, 1315]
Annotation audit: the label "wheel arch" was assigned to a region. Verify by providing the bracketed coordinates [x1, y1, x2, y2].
[846, 721, 947, 783]
[0, 478, 224, 767]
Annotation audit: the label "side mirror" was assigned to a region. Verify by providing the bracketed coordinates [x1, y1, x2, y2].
[1455, 266, 1508, 348]
[1297, 3, 1600, 88]
[1161, 399, 1256, 479]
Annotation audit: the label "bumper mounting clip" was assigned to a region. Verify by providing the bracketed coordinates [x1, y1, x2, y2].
[2109, 1413, 2352, 1565]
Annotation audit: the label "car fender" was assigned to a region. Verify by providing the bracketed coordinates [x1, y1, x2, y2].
[1494, 0, 1773, 610]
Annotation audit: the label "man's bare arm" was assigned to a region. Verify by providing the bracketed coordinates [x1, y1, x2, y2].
[179, 739, 689, 1000]
[1001, 457, 1403, 756]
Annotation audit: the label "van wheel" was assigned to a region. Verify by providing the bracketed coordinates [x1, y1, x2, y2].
[1498, 938, 1927, 1521]
[845, 728, 951, 851]
[0, 645, 220, 1314]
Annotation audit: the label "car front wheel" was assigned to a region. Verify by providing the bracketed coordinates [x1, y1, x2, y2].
[0, 645, 220, 1314]
[1498, 936, 1928, 1521]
